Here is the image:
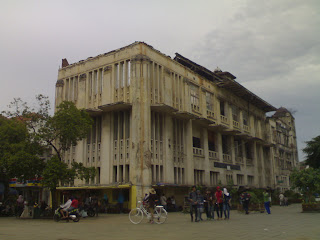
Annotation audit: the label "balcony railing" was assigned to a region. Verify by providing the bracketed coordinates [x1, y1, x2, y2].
[193, 147, 204, 156]
[209, 150, 218, 159]
[207, 110, 215, 119]
[223, 154, 232, 163]
[191, 104, 200, 113]
[220, 115, 228, 125]
[243, 125, 250, 133]
[233, 120, 240, 129]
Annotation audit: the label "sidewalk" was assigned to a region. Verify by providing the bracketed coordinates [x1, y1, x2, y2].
[0, 204, 319, 240]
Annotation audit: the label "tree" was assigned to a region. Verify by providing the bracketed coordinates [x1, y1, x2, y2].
[2, 95, 96, 209]
[303, 135, 320, 169]
[0, 116, 45, 197]
[290, 168, 320, 203]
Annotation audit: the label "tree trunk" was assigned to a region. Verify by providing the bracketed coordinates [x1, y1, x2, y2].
[51, 187, 58, 213]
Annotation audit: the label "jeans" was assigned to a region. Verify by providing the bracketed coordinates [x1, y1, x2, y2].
[215, 203, 223, 218]
[190, 205, 198, 221]
[208, 205, 214, 219]
[223, 202, 230, 219]
[243, 201, 249, 214]
[264, 201, 271, 214]
[197, 207, 203, 221]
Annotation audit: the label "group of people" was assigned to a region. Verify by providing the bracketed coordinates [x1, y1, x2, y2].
[189, 186, 231, 222]
[160, 194, 177, 211]
[16, 195, 48, 218]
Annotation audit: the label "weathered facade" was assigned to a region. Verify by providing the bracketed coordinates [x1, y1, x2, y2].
[55, 42, 298, 208]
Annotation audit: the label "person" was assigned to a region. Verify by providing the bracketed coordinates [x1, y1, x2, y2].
[215, 186, 223, 220]
[118, 190, 124, 213]
[196, 190, 204, 222]
[146, 188, 157, 224]
[171, 196, 177, 211]
[91, 195, 99, 217]
[189, 186, 198, 222]
[208, 189, 215, 220]
[240, 190, 251, 214]
[160, 194, 167, 211]
[40, 201, 48, 216]
[16, 195, 24, 217]
[60, 196, 72, 219]
[263, 190, 271, 214]
[279, 193, 284, 206]
[66, 196, 79, 218]
[223, 187, 231, 220]
[204, 190, 211, 220]
[284, 196, 288, 206]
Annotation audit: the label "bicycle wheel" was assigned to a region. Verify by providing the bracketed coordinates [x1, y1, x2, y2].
[154, 207, 167, 224]
[129, 208, 144, 224]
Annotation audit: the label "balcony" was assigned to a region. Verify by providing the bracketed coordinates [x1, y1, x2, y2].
[233, 120, 240, 130]
[220, 115, 228, 125]
[207, 110, 215, 120]
[243, 125, 250, 133]
[209, 150, 218, 159]
[191, 104, 200, 113]
[223, 154, 232, 163]
[193, 147, 204, 156]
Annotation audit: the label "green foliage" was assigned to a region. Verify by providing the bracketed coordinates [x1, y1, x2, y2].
[290, 168, 320, 203]
[303, 135, 320, 169]
[247, 191, 261, 204]
[0, 116, 45, 182]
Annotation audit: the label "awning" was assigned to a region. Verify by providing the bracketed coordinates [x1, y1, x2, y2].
[56, 184, 132, 191]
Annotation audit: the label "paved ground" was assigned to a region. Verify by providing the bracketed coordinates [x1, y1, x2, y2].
[0, 204, 319, 240]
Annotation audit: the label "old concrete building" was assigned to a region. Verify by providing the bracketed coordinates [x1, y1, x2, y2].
[55, 42, 298, 208]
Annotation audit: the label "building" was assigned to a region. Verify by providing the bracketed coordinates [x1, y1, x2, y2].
[55, 42, 298, 208]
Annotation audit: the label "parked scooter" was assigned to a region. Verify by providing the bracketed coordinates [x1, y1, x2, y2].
[53, 207, 80, 222]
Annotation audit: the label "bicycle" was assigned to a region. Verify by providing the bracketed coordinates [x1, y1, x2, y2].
[129, 201, 167, 224]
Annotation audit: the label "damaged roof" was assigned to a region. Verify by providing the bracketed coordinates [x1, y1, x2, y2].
[174, 53, 277, 112]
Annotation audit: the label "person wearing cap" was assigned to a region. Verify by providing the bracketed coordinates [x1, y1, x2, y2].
[146, 188, 157, 224]
[189, 186, 198, 222]
[215, 186, 223, 220]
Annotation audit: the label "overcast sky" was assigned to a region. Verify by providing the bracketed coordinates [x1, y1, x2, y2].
[1, 0, 319, 161]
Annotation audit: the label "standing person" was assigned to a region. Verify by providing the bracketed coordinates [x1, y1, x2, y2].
[16, 195, 24, 217]
[196, 190, 204, 222]
[279, 193, 284, 206]
[263, 190, 271, 214]
[240, 190, 251, 214]
[208, 189, 215, 220]
[171, 196, 177, 211]
[118, 190, 124, 214]
[223, 188, 231, 220]
[160, 194, 167, 211]
[189, 186, 198, 222]
[204, 190, 211, 220]
[215, 186, 223, 220]
[146, 188, 157, 224]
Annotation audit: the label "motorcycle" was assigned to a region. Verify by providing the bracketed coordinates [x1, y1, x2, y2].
[53, 207, 80, 222]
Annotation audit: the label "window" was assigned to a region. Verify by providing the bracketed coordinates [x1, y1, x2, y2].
[243, 111, 248, 126]
[231, 105, 239, 122]
[127, 60, 131, 86]
[193, 137, 201, 148]
[88, 72, 93, 96]
[99, 69, 103, 94]
[194, 170, 204, 185]
[210, 171, 219, 186]
[248, 175, 254, 185]
[190, 84, 199, 111]
[113, 166, 117, 182]
[237, 174, 244, 185]
[208, 131, 216, 151]
[206, 92, 214, 111]
[222, 135, 229, 154]
[94, 70, 98, 95]
[226, 174, 233, 184]
[220, 101, 225, 116]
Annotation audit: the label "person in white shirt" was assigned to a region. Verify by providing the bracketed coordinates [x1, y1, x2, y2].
[160, 194, 167, 210]
[60, 197, 72, 218]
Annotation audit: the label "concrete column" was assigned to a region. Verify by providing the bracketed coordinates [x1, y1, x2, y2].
[252, 141, 259, 186]
[184, 81, 191, 112]
[242, 139, 248, 185]
[130, 55, 152, 200]
[230, 136, 235, 164]
[185, 119, 194, 185]
[100, 113, 111, 184]
[203, 128, 210, 185]
[259, 145, 266, 188]
[164, 114, 174, 183]
[217, 132, 223, 162]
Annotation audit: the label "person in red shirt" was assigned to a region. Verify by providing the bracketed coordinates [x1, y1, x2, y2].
[215, 186, 223, 220]
[66, 196, 79, 218]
